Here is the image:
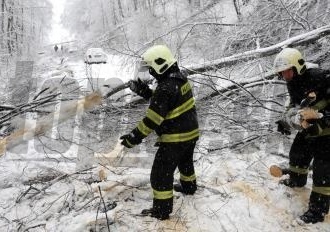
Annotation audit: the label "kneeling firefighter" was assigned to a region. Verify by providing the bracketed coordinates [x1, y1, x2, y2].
[120, 45, 199, 220]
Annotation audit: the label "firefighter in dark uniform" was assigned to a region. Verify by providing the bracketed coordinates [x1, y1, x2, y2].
[274, 47, 330, 224]
[120, 45, 199, 220]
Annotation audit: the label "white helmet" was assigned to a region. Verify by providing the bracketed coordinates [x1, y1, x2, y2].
[139, 45, 177, 75]
[274, 48, 306, 75]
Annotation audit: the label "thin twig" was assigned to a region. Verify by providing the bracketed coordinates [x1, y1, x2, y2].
[98, 186, 111, 232]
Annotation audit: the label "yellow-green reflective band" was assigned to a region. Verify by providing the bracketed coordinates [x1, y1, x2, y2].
[312, 186, 330, 196]
[320, 128, 330, 136]
[181, 82, 192, 95]
[158, 129, 199, 142]
[153, 189, 173, 200]
[137, 121, 153, 136]
[180, 173, 196, 182]
[289, 165, 309, 174]
[166, 98, 195, 120]
[146, 109, 164, 126]
[125, 139, 135, 148]
[311, 99, 330, 111]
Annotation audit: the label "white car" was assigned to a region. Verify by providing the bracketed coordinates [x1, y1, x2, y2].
[84, 48, 107, 64]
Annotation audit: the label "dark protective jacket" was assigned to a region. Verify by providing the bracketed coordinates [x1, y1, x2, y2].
[286, 68, 330, 199]
[131, 67, 199, 143]
[287, 68, 330, 136]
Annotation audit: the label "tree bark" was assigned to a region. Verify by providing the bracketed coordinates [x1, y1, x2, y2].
[111, 0, 118, 25]
[233, 0, 241, 20]
[1, 0, 5, 39]
[133, 0, 138, 11]
[117, 0, 124, 18]
[7, 5, 14, 54]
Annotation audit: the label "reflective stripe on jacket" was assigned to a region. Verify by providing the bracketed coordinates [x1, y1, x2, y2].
[134, 70, 199, 143]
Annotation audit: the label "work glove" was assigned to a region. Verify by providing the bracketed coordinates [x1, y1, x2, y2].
[300, 92, 316, 108]
[120, 131, 142, 148]
[276, 120, 291, 135]
[298, 107, 323, 129]
[129, 79, 152, 100]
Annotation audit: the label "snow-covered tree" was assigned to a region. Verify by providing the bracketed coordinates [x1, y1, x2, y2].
[0, 0, 52, 58]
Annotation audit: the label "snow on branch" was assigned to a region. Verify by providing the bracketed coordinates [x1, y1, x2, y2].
[82, 25, 330, 112]
[0, 92, 102, 156]
[102, 25, 330, 104]
[183, 25, 330, 74]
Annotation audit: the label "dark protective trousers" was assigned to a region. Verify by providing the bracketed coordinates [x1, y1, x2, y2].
[150, 140, 197, 216]
[289, 132, 330, 215]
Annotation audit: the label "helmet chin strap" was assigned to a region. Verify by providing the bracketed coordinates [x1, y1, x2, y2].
[149, 68, 163, 81]
[148, 63, 180, 81]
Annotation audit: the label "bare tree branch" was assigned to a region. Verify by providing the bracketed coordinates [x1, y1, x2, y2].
[184, 25, 330, 74]
[103, 82, 131, 99]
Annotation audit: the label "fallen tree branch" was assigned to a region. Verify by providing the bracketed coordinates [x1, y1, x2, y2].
[195, 71, 283, 113]
[102, 26, 330, 103]
[0, 93, 60, 125]
[104, 82, 131, 99]
[207, 134, 263, 152]
[98, 186, 111, 232]
[16, 168, 94, 201]
[22, 223, 46, 232]
[183, 24, 330, 74]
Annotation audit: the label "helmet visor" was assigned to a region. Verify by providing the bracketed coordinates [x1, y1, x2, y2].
[274, 56, 293, 73]
[133, 60, 152, 81]
[138, 60, 151, 72]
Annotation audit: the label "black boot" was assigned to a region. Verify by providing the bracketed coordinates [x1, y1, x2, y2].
[279, 172, 307, 188]
[299, 191, 329, 224]
[141, 208, 169, 220]
[174, 180, 197, 195]
[140, 198, 172, 220]
[299, 208, 325, 224]
[174, 184, 195, 195]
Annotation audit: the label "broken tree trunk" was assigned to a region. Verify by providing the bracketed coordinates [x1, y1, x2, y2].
[104, 82, 131, 99]
[102, 25, 330, 99]
[183, 24, 330, 75]
[0, 92, 102, 156]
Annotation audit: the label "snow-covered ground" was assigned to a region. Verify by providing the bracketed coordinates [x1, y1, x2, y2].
[0, 51, 329, 232]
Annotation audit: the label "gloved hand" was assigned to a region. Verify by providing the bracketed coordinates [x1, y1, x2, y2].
[276, 120, 291, 135]
[120, 132, 142, 148]
[300, 92, 316, 108]
[129, 79, 152, 100]
[299, 107, 322, 121]
[298, 108, 323, 129]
